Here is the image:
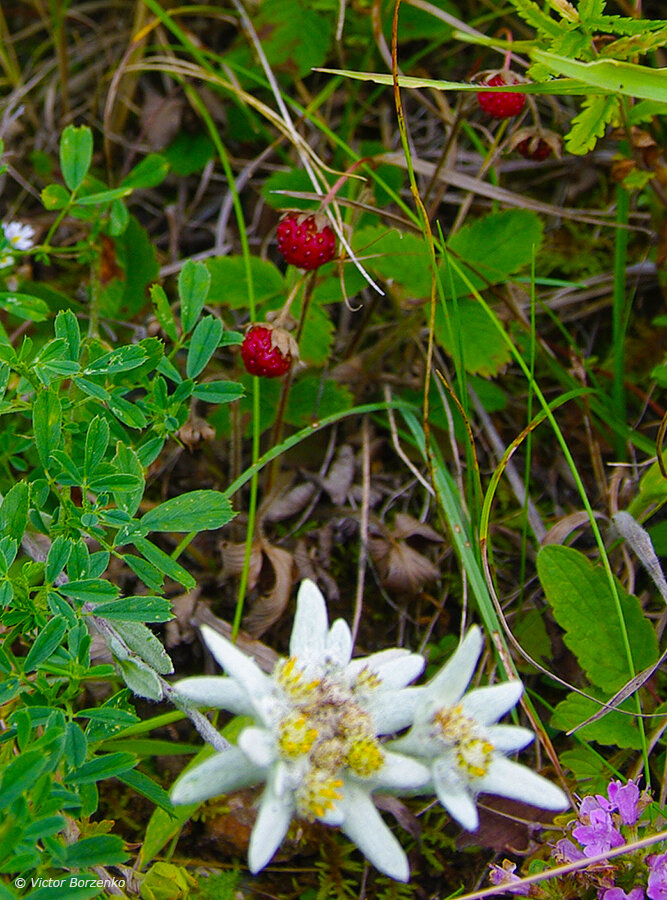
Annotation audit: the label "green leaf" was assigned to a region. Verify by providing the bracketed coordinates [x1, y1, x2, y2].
[164, 132, 215, 176]
[123, 554, 163, 591]
[119, 217, 160, 316]
[151, 284, 178, 342]
[65, 751, 137, 785]
[352, 226, 432, 298]
[444, 210, 543, 295]
[54, 309, 81, 361]
[83, 344, 147, 375]
[115, 655, 163, 700]
[84, 416, 110, 479]
[537, 545, 659, 692]
[88, 473, 144, 493]
[121, 153, 169, 189]
[118, 768, 174, 814]
[0, 482, 29, 542]
[113, 619, 174, 674]
[0, 750, 47, 809]
[551, 692, 644, 749]
[435, 297, 512, 376]
[90, 595, 173, 623]
[244, 0, 334, 78]
[0, 292, 50, 322]
[41, 183, 70, 210]
[192, 381, 244, 404]
[22, 616, 68, 672]
[107, 393, 148, 429]
[33, 388, 62, 469]
[186, 315, 223, 378]
[532, 50, 667, 103]
[565, 94, 620, 155]
[261, 167, 319, 211]
[133, 537, 196, 591]
[178, 259, 211, 334]
[284, 374, 353, 427]
[140, 490, 235, 533]
[60, 579, 119, 603]
[58, 834, 129, 868]
[59, 124, 93, 191]
[206, 255, 283, 309]
[46, 536, 73, 583]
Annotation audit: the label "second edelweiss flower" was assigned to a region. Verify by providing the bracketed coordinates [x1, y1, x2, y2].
[388, 626, 568, 831]
[171, 579, 429, 882]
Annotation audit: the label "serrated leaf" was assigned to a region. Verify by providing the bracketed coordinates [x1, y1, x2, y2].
[83, 344, 147, 375]
[537, 544, 659, 692]
[178, 259, 211, 334]
[140, 490, 235, 533]
[83, 415, 110, 479]
[565, 94, 620, 155]
[186, 315, 223, 378]
[0, 482, 29, 542]
[434, 297, 512, 376]
[0, 750, 48, 809]
[118, 768, 174, 813]
[46, 535, 73, 583]
[59, 834, 129, 868]
[60, 579, 119, 603]
[60, 124, 93, 191]
[353, 226, 433, 298]
[54, 309, 81, 361]
[65, 751, 137, 785]
[551, 692, 643, 749]
[206, 255, 284, 309]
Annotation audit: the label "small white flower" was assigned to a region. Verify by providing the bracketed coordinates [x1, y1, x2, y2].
[388, 626, 568, 831]
[0, 221, 35, 269]
[171, 579, 429, 881]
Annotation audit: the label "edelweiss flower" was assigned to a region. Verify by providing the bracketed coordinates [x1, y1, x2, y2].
[171, 579, 430, 881]
[388, 626, 568, 831]
[0, 221, 35, 269]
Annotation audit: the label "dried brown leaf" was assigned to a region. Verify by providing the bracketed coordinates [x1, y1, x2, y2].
[382, 541, 440, 594]
[455, 796, 559, 853]
[220, 539, 264, 587]
[262, 480, 317, 523]
[241, 541, 295, 638]
[392, 512, 444, 543]
[164, 588, 200, 649]
[320, 444, 355, 506]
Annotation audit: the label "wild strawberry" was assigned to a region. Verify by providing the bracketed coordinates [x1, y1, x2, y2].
[477, 73, 526, 119]
[240, 324, 298, 378]
[508, 127, 562, 161]
[276, 211, 336, 270]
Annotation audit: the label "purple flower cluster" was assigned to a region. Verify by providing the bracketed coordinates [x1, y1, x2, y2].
[647, 852, 667, 900]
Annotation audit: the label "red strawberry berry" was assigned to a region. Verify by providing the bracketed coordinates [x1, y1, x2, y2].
[240, 324, 295, 378]
[276, 212, 336, 270]
[516, 136, 552, 161]
[477, 74, 526, 119]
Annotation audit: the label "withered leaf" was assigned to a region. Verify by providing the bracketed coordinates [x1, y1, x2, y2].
[455, 796, 560, 853]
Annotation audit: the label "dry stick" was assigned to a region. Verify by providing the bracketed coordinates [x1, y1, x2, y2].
[351, 415, 371, 645]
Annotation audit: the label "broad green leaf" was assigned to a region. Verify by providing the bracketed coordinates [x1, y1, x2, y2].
[83, 344, 147, 375]
[22, 616, 68, 672]
[206, 255, 283, 309]
[90, 595, 173, 623]
[353, 226, 432, 298]
[133, 536, 196, 591]
[0, 750, 47, 809]
[58, 834, 129, 868]
[150, 284, 178, 342]
[532, 50, 667, 103]
[60, 579, 119, 603]
[164, 132, 215, 176]
[434, 298, 512, 376]
[178, 259, 211, 334]
[292, 296, 334, 367]
[140, 490, 235, 533]
[84, 415, 110, 479]
[41, 183, 70, 210]
[186, 315, 223, 378]
[54, 309, 81, 361]
[551, 692, 644, 749]
[60, 124, 93, 191]
[33, 388, 62, 468]
[284, 375, 353, 427]
[65, 751, 137, 785]
[192, 381, 244, 404]
[0, 482, 29, 542]
[0, 292, 50, 322]
[46, 535, 73, 583]
[443, 210, 543, 295]
[121, 153, 168, 189]
[118, 768, 174, 814]
[537, 544, 658, 692]
[113, 619, 174, 674]
[107, 393, 148, 429]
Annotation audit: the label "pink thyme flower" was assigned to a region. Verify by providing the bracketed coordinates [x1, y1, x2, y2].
[601, 889, 645, 900]
[648, 851, 667, 900]
[607, 780, 641, 826]
[489, 860, 530, 896]
[572, 807, 625, 857]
